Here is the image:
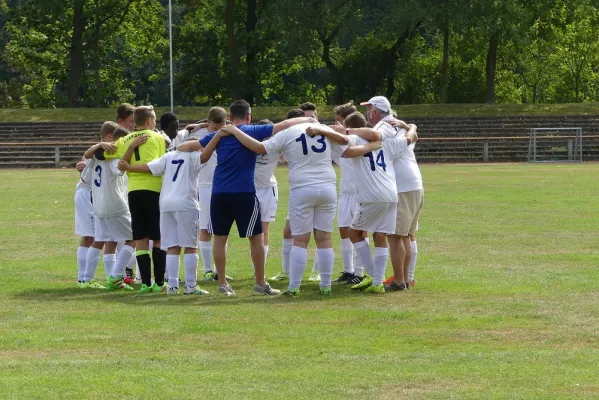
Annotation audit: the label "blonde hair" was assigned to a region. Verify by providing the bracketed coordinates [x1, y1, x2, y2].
[344, 111, 367, 128]
[133, 105, 155, 127]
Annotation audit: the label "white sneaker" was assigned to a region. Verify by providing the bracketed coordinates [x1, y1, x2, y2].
[254, 283, 281, 296]
[167, 286, 179, 295]
[308, 269, 320, 282]
[217, 284, 236, 296]
[183, 285, 209, 295]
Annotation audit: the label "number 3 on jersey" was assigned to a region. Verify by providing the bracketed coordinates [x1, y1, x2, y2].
[171, 159, 184, 181]
[364, 151, 386, 171]
[295, 133, 327, 155]
[94, 165, 102, 187]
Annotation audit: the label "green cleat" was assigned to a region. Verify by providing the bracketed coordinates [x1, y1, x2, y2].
[106, 275, 134, 291]
[308, 270, 320, 282]
[269, 271, 289, 281]
[319, 287, 332, 297]
[76, 281, 90, 289]
[88, 280, 106, 289]
[151, 283, 167, 294]
[351, 276, 373, 291]
[364, 283, 385, 294]
[282, 288, 300, 297]
[139, 284, 153, 294]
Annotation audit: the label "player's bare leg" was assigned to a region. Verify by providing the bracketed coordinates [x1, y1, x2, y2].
[387, 235, 407, 290]
[249, 233, 266, 286]
[213, 235, 229, 286]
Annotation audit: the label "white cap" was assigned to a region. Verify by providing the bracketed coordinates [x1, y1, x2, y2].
[360, 96, 391, 114]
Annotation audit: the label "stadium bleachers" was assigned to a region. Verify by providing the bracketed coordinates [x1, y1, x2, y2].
[1, 115, 599, 167]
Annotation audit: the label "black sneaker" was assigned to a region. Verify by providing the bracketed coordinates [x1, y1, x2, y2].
[344, 275, 364, 285]
[384, 281, 407, 292]
[333, 272, 355, 283]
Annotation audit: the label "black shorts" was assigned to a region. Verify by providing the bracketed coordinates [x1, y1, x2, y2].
[128, 190, 161, 241]
[210, 192, 262, 238]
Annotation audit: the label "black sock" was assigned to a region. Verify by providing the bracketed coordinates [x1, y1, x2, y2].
[137, 254, 152, 286]
[152, 247, 167, 286]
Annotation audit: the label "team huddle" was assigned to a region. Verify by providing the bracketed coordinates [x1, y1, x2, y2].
[73, 96, 423, 296]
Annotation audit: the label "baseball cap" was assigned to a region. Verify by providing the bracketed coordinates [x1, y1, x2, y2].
[360, 96, 391, 113]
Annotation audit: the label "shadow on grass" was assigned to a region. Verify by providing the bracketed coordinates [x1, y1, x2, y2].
[11, 281, 371, 307]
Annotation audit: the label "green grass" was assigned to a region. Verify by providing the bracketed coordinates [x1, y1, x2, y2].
[1, 164, 599, 399]
[1, 103, 599, 123]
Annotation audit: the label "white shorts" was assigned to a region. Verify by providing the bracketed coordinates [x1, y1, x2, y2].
[256, 186, 278, 223]
[351, 202, 397, 235]
[94, 213, 133, 242]
[288, 185, 337, 236]
[74, 187, 94, 237]
[337, 192, 357, 228]
[160, 210, 199, 250]
[199, 186, 212, 230]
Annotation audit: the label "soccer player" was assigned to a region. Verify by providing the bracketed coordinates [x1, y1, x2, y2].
[118, 142, 210, 295]
[360, 96, 421, 292]
[159, 111, 191, 151]
[81, 124, 140, 291]
[116, 103, 135, 131]
[94, 106, 167, 294]
[74, 153, 96, 287]
[179, 100, 315, 296]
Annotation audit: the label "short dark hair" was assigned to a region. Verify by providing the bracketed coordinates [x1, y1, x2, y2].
[298, 102, 316, 112]
[159, 112, 178, 131]
[116, 103, 135, 122]
[333, 101, 357, 119]
[112, 127, 130, 141]
[230, 99, 251, 120]
[208, 107, 227, 124]
[134, 106, 155, 127]
[344, 111, 368, 129]
[100, 121, 119, 140]
[256, 119, 273, 125]
[286, 108, 305, 119]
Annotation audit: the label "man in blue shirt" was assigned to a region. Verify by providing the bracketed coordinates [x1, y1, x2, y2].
[178, 99, 316, 296]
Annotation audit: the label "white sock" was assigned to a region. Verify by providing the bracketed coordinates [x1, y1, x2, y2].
[312, 253, 319, 272]
[373, 247, 389, 286]
[264, 245, 269, 260]
[340, 238, 354, 274]
[166, 255, 180, 288]
[354, 240, 374, 277]
[77, 246, 88, 281]
[199, 241, 213, 273]
[316, 248, 334, 289]
[289, 246, 308, 290]
[84, 247, 102, 281]
[281, 239, 293, 274]
[184, 253, 199, 287]
[408, 241, 418, 281]
[353, 248, 364, 277]
[113, 245, 135, 278]
[127, 252, 136, 270]
[103, 254, 116, 280]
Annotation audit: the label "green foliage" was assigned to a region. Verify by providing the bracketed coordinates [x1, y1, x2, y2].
[2, 0, 599, 107]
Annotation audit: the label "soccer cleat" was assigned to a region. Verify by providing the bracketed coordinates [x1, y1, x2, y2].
[345, 275, 364, 285]
[384, 281, 407, 292]
[319, 287, 332, 297]
[151, 283, 167, 294]
[282, 288, 300, 297]
[106, 275, 134, 291]
[139, 284, 153, 294]
[364, 284, 385, 294]
[253, 283, 281, 296]
[203, 271, 233, 282]
[77, 281, 90, 289]
[217, 284, 235, 296]
[269, 271, 289, 281]
[124, 268, 135, 285]
[183, 285, 209, 295]
[383, 275, 395, 285]
[88, 280, 106, 289]
[351, 276, 373, 291]
[308, 270, 320, 282]
[167, 286, 179, 295]
[333, 272, 355, 283]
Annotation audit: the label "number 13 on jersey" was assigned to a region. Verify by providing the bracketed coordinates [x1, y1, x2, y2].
[295, 133, 327, 155]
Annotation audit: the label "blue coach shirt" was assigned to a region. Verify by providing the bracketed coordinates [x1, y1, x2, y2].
[199, 124, 274, 193]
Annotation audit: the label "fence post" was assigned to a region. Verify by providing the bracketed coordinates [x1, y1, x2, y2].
[483, 140, 489, 162]
[55, 146, 60, 167]
[567, 139, 573, 161]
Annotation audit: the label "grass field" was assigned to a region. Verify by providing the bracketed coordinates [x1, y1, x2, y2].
[1, 102, 599, 122]
[1, 164, 599, 399]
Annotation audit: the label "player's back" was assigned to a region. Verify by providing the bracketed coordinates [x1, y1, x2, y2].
[347, 135, 397, 203]
[266, 123, 341, 189]
[194, 128, 217, 188]
[338, 156, 355, 194]
[89, 158, 128, 218]
[150, 151, 202, 212]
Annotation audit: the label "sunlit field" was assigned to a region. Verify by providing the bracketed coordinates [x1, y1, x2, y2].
[1, 164, 598, 399]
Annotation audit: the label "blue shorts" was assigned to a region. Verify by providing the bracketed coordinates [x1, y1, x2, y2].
[210, 192, 263, 238]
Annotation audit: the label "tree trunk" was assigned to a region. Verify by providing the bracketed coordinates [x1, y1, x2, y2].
[321, 38, 344, 104]
[439, 26, 450, 103]
[244, 0, 258, 105]
[93, 0, 101, 107]
[226, 0, 241, 100]
[67, 0, 85, 107]
[485, 32, 499, 104]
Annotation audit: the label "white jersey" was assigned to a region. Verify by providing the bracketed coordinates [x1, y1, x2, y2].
[263, 123, 347, 189]
[167, 129, 190, 151]
[375, 116, 423, 193]
[255, 152, 279, 188]
[194, 128, 217, 188]
[89, 158, 129, 218]
[338, 157, 356, 194]
[347, 135, 399, 204]
[148, 150, 203, 212]
[76, 159, 93, 191]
